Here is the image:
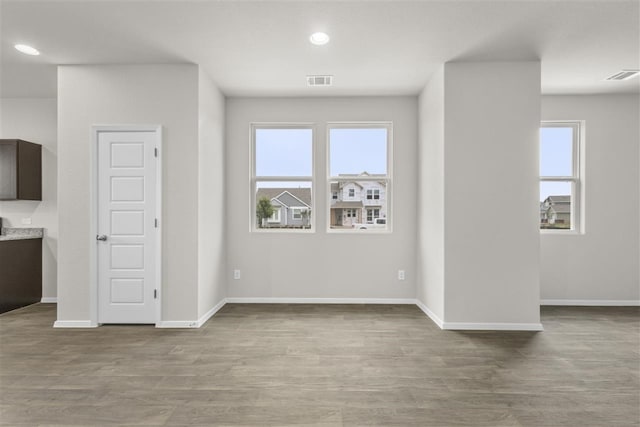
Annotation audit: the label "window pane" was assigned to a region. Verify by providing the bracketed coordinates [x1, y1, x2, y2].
[256, 129, 312, 176]
[255, 181, 312, 229]
[540, 181, 571, 230]
[329, 179, 387, 230]
[329, 128, 387, 176]
[540, 127, 573, 176]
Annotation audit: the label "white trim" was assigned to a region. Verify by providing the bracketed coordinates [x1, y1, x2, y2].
[155, 320, 199, 328]
[40, 297, 57, 303]
[541, 299, 640, 306]
[90, 125, 163, 327]
[415, 300, 445, 329]
[415, 300, 543, 331]
[53, 320, 97, 328]
[441, 322, 544, 331]
[225, 297, 417, 305]
[196, 298, 227, 327]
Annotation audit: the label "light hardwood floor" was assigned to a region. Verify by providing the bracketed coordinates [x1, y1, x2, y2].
[0, 303, 638, 426]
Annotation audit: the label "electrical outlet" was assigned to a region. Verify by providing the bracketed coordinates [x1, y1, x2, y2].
[233, 269, 241, 280]
[21, 218, 32, 225]
[398, 270, 405, 281]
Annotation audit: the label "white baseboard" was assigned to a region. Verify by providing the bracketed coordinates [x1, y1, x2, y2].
[41, 297, 57, 303]
[415, 300, 543, 331]
[441, 322, 544, 331]
[541, 299, 640, 306]
[225, 297, 417, 304]
[155, 320, 199, 328]
[415, 300, 445, 329]
[53, 320, 97, 328]
[196, 298, 227, 327]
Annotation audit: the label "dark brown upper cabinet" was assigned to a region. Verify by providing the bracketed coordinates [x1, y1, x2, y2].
[0, 139, 42, 201]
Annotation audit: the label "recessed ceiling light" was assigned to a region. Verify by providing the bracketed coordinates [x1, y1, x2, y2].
[14, 44, 40, 56]
[309, 32, 330, 46]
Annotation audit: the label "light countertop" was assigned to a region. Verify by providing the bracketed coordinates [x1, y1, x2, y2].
[0, 227, 44, 241]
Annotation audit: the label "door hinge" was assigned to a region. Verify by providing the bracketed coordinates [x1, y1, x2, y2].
[154, 147, 158, 158]
[154, 218, 158, 228]
[154, 289, 158, 299]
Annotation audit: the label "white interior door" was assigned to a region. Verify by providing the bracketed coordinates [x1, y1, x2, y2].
[97, 129, 158, 324]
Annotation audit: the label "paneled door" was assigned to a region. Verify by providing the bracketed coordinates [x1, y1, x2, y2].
[96, 129, 159, 324]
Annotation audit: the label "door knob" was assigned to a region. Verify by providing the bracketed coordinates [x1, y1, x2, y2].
[96, 235, 108, 241]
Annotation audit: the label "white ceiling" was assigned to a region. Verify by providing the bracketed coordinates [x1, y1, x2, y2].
[1, 0, 639, 98]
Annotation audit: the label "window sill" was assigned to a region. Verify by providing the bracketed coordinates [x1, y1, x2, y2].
[253, 228, 315, 234]
[327, 229, 392, 235]
[540, 229, 584, 236]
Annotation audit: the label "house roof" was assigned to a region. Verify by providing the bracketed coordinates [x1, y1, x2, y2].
[256, 188, 311, 207]
[547, 195, 570, 204]
[338, 172, 386, 178]
[331, 201, 363, 209]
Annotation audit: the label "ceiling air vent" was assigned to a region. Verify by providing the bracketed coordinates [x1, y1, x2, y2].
[605, 70, 640, 81]
[307, 75, 333, 86]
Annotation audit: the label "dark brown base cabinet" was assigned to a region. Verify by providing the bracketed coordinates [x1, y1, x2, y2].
[0, 238, 42, 314]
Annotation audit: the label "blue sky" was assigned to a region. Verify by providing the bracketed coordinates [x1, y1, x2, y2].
[256, 128, 313, 177]
[540, 127, 573, 202]
[256, 126, 569, 202]
[255, 127, 387, 189]
[329, 128, 387, 176]
[255, 127, 387, 176]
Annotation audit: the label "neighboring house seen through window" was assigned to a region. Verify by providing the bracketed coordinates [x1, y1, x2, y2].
[252, 125, 313, 231]
[540, 121, 582, 232]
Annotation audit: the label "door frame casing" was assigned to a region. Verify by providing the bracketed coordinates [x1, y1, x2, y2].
[90, 125, 163, 327]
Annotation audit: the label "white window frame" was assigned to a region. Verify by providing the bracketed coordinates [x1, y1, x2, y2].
[367, 208, 380, 222]
[366, 189, 380, 200]
[327, 122, 393, 233]
[348, 188, 355, 198]
[251, 123, 315, 232]
[540, 121, 584, 234]
[292, 207, 309, 220]
[268, 206, 281, 223]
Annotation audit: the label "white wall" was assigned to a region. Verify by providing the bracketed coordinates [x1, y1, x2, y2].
[416, 62, 542, 329]
[57, 64, 200, 322]
[417, 66, 445, 320]
[444, 62, 541, 326]
[0, 98, 58, 300]
[541, 95, 640, 303]
[226, 97, 418, 301]
[197, 69, 227, 318]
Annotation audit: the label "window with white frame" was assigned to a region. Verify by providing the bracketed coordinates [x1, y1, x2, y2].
[269, 206, 281, 223]
[252, 125, 313, 231]
[328, 123, 392, 231]
[539, 121, 582, 232]
[292, 207, 309, 220]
